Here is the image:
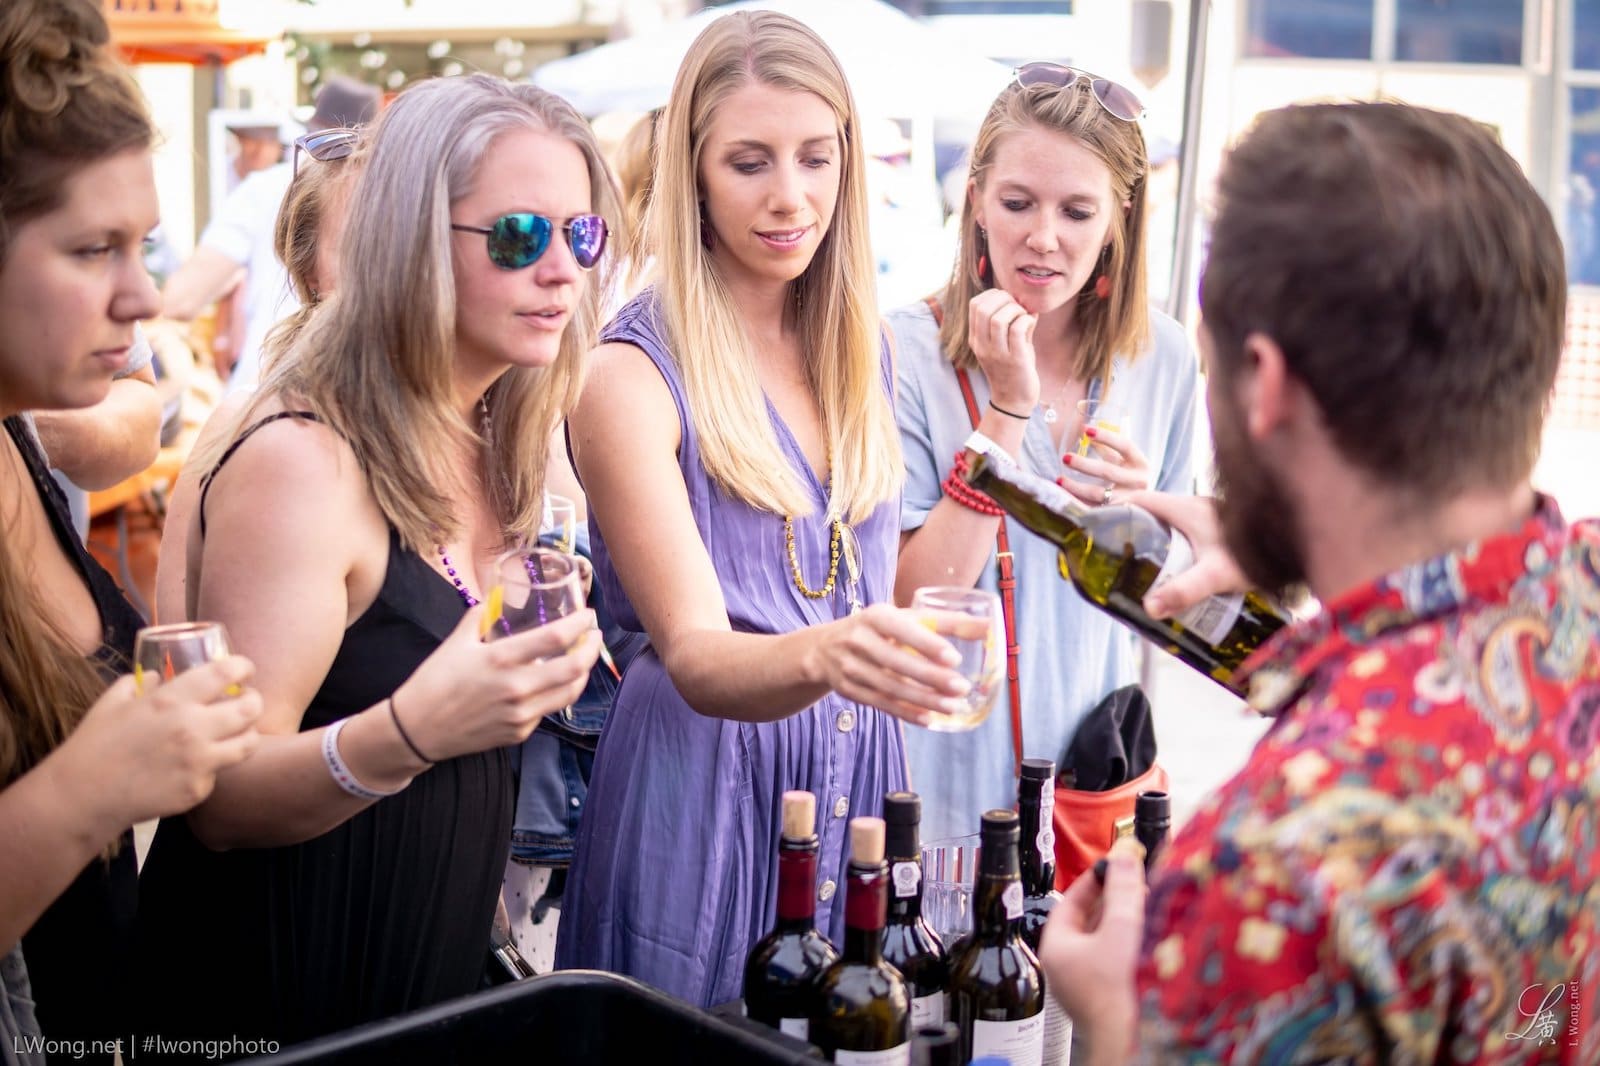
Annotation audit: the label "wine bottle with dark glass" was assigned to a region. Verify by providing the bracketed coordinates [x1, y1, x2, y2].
[1018, 759, 1071, 1066]
[882, 792, 948, 1030]
[744, 790, 839, 1040]
[1135, 789, 1171, 873]
[962, 447, 1289, 695]
[811, 817, 912, 1063]
[947, 809, 1047, 1065]
[910, 1022, 961, 1066]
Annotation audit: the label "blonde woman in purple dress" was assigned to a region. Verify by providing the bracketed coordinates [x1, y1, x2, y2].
[557, 11, 973, 1007]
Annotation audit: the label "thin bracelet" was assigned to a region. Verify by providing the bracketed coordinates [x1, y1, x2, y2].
[388, 694, 436, 765]
[322, 718, 402, 801]
[988, 399, 1031, 421]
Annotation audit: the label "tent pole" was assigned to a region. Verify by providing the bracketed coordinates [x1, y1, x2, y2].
[1167, 0, 1211, 324]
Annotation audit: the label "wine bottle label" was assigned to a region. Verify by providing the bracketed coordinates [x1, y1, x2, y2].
[1041, 995, 1074, 1066]
[1154, 532, 1245, 645]
[892, 860, 921, 899]
[971, 1014, 1045, 1066]
[1003, 880, 1024, 920]
[911, 991, 946, 1028]
[833, 1044, 911, 1065]
[779, 1016, 808, 1040]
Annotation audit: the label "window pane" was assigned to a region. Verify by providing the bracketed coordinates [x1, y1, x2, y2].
[1577, 0, 1600, 70]
[1244, 0, 1373, 60]
[1396, 0, 1522, 64]
[1567, 88, 1600, 286]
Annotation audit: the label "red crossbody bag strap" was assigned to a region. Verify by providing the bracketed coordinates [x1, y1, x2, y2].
[923, 297, 1025, 774]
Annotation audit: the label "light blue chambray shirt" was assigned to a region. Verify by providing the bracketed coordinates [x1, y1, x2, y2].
[888, 299, 1201, 841]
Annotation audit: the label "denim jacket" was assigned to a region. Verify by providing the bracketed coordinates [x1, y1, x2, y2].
[510, 526, 647, 866]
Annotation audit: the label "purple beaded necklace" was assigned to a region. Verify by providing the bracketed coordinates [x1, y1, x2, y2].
[437, 397, 492, 609]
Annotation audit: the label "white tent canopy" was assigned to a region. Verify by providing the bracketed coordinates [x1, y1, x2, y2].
[532, 0, 1011, 127]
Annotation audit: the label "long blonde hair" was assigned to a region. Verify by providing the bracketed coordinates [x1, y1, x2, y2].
[941, 76, 1151, 385]
[0, 0, 152, 786]
[251, 75, 621, 552]
[650, 11, 900, 523]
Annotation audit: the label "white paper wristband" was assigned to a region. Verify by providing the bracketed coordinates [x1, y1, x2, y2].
[322, 717, 401, 801]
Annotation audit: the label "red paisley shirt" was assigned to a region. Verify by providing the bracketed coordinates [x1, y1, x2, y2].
[1136, 498, 1599, 1064]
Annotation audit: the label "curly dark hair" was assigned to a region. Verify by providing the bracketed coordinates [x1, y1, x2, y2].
[0, 0, 154, 260]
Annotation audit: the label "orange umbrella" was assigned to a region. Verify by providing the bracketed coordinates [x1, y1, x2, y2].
[103, 0, 277, 66]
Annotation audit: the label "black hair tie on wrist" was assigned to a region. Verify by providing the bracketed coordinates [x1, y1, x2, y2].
[388, 695, 436, 765]
[988, 399, 1031, 421]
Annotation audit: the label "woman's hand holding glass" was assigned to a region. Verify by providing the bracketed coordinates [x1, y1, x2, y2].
[68, 637, 263, 826]
[807, 603, 979, 728]
[1057, 400, 1152, 506]
[392, 549, 599, 761]
[909, 587, 1003, 731]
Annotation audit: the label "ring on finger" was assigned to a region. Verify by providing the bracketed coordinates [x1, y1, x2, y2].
[1102, 485, 1115, 506]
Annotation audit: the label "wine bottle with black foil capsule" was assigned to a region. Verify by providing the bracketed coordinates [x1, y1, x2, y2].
[745, 791, 839, 1040]
[882, 792, 948, 1029]
[1135, 789, 1171, 873]
[947, 809, 1047, 1066]
[811, 817, 913, 1064]
[910, 1022, 961, 1066]
[961, 447, 1288, 695]
[1018, 759, 1071, 1066]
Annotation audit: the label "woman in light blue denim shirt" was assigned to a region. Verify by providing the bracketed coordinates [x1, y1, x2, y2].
[889, 67, 1201, 842]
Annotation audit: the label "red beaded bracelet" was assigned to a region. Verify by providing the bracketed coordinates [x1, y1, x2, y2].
[942, 466, 1006, 516]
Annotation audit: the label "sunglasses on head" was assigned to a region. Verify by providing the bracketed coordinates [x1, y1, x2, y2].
[451, 212, 608, 271]
[292, 127, 360, 175]
[1012, 63, 1145, 123]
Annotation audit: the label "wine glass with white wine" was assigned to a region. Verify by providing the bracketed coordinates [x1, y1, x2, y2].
[480, 547, 587, 722]
[133, 621, 234, 695]
[909, 587, 1002, 732]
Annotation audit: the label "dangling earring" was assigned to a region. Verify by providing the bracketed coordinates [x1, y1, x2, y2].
[1093, 246, 1112, 300]
[699, 201, 714, 250]
[975, 227, 990, 285]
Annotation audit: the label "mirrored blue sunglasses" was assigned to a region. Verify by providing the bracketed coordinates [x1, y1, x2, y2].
[451, 212, 608, 271]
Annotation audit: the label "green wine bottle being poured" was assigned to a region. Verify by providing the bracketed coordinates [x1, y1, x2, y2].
[961, 447, 1288, 695]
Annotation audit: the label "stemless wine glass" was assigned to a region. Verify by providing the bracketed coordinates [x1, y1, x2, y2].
[1062, 397, 1131, 490]
[911, 586, 1002, 732]
[481, 547, 587, 722]
[133, 621, 233, 694]
[921, 833, 980, 946]
[541, 494, 578, 555]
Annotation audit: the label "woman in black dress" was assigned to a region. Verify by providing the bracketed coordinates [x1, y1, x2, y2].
[0, 2, 263, 1060]
[138, 73, 614, 1050]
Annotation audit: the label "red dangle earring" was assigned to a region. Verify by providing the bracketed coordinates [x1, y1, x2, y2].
[1093, 246, 1112, 300]
[976, 227, 990, 285]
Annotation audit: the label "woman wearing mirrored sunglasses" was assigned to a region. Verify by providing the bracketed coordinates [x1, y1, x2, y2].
[137, 73, 616, 1050]
[555, 11, 974, 1010]
[886, 67, 1202, 844]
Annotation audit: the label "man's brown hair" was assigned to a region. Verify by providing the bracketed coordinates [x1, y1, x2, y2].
[1201, 102, 1566, 500]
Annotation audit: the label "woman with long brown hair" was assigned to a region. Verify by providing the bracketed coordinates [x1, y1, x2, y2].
[0, 1, 262, 1057]
[137, 73, 611, 1048]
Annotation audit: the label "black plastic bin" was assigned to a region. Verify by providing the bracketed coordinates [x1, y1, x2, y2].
[237, 970, 823, 1065]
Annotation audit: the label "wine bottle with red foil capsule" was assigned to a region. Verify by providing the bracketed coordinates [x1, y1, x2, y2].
[1018, 759, 1071, 1065]
[744, 790, 839, 1040]
[947, 809, 1047, 1066]
[882, 792, 948, 1030]
[810, 817, 912, 1063]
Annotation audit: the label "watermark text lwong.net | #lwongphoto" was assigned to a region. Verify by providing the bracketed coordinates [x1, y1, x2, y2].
[11, 1034, 283, 1060]
[1505, 981, 1582, 1048]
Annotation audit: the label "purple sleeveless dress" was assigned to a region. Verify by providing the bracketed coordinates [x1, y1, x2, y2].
[554, 291, 909, 1008]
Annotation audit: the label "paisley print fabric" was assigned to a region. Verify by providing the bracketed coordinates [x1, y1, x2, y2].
[1136, 497, 1599, 1064]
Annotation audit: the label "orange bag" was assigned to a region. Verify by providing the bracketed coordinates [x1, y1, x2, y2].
[1049, 763, 1170, 890]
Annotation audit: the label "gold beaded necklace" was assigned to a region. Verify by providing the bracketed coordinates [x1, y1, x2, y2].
[783, 514, 844, 599]
[783, 445, 842, 600]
